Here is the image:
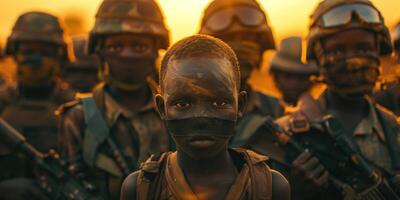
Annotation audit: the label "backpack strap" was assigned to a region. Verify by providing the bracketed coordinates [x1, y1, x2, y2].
[136, 152, 170, 200]
[237, 148, 273, 200]
[81, 97, 111, 167]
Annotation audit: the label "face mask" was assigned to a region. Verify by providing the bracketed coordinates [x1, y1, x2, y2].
[322, 55, 380, 98]
[100, 55, 156, 91]
[226, 41, 262, 80]
[165, 117, 236, 139]
[16, 54, 60, 87]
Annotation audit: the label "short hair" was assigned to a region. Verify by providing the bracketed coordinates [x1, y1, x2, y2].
[160, 34, 240, 92]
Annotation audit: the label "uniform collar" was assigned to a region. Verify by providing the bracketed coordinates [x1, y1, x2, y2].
[97, 84, 155, 125]
[316, 91, 386, 141]
[353, 96, 386, 142]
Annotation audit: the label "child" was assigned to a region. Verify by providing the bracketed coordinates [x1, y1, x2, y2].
[120, 35, 290, 200]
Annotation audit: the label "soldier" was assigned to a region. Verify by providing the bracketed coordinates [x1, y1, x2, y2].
[373, 22, 400, 115]
[120, 34, 290, 200]
[63, 36, 100, 92]
[0, 11, 75, 200]
[58, 0, 171, 199]
[198, 0, 284, 147]
[244, 0, 400, 199]
[270, 37, 318, 106]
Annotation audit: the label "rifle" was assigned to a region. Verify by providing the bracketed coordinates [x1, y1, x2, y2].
[259, 115, 400, 200]
[0, 118, 104, 200]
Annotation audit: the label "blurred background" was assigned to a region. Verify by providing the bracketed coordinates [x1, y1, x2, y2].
[0, 0, 399, 96]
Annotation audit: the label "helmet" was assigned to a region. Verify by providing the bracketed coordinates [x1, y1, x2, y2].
[270, 37, 318, 75]
[394, 22, 400, 54]
[199, 0, 275, 51]
[87, 0, 170, 54]
[5, 11, 74, 62]
[307, 0, 392, 61]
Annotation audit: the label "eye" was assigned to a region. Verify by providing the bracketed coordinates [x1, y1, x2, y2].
[212, 100, 230, 108]
[174, 101, 191, 109]
[106, 45, 123, 53]
[132, 43, 150, 53]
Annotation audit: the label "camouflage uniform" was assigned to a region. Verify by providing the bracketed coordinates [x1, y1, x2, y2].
[272, 91, 400, 199]
[0, 12, 75, 200]
[58, 1, 171, 199]
[198, 0, 284, 147]
[245, 0, 400, 199]
[63, 36, 100, 92]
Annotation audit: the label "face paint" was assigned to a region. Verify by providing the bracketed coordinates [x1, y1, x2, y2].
[100, 54, 156, 91]
[161, 57, 240, 158]
[322, 54, 380, 98]
[226, 40, 261, 80]
[15, 53, 60, 87]
[166, 117, 235, 137]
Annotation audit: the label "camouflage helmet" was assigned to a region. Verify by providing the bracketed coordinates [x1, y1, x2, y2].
[199, 0, 275, 51]
[307, 0, 392, 61]
[87, 0, 170, 54]
[394, 22, 400, 53]
[5, 11, 74, 62]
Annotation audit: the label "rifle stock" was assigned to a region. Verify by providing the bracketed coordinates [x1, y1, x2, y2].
[0, 118, 103, 200]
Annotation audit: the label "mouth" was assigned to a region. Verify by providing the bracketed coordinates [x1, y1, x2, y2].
[188, 135, 217, 148]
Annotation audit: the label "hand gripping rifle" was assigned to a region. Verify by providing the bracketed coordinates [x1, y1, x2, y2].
[0, 118, 104, 200]
[260, 115, 400, 200]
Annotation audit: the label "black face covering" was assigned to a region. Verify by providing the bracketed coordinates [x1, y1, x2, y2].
[321, 54, 380, 98]
[165, 117, 236, 138]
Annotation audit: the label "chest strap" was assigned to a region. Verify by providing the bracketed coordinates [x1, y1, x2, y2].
[81, 97, 110, 168]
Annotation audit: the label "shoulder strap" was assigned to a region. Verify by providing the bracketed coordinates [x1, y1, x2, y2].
[375, 105, 400, 172]
[239, 149, 273, 200]
[81, 97, 111, 167]
[257, 93, 284, 119]
[232, 114, 270, 147]
[136, 152, 170, 200]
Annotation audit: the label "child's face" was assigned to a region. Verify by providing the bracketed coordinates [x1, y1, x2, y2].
[157, 57, 245, 158]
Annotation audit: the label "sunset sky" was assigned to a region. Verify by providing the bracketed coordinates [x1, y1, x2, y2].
[0, 0, 399, 45]
[0, 0, 398, 95]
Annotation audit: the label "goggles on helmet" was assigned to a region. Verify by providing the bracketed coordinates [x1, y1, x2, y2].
[318, 3, 382, 28]
[204, 6, 266, 32]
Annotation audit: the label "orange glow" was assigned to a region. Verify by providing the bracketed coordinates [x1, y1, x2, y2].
[0, 0, 399, 95]
[0, 0, 399, 44]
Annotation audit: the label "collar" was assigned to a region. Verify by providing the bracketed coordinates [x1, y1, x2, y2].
[97, 84, 155, 125]
[353, 96, 386, 142]
[316, 90, 386, 141]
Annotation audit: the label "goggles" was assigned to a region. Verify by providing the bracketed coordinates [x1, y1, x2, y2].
[318, 3, 382, 28]
[204, 6, 266, 32]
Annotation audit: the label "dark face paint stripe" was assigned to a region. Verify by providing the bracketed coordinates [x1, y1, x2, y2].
[166, 117, 236, 137]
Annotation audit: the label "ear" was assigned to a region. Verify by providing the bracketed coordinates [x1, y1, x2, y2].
[155, 94, 166, 119]
[238, 91, 248, 119]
